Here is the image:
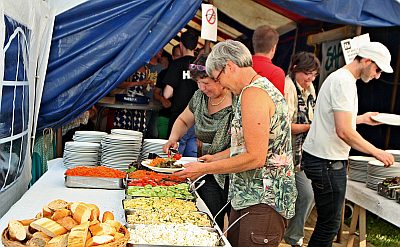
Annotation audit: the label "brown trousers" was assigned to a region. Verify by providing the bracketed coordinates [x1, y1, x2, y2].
[228, 204, 287, 247]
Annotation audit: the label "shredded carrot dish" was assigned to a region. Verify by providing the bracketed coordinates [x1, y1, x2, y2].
[128, 170, 186, 182]
[65, 166, 126, 178]
[149, 157, 168, 167]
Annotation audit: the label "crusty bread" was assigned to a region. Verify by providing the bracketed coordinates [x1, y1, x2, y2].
[86, 204, 100, 221]
[30, 218, 67, 238]
[103, 220, 122, 231]
[8, 220, 27, 241]
[19, 219, 36, 226]
[32, 232, 51, 242]
[89, 222, 116, 236]
[101, 211, 114, 223]
[45, 233, 69, 247]
[68, 222, 89, 247]
[69, 202, 85, 214]
[26, 237, 47, 247]
[91, 235, 114, 246]
[25, 225, 34, 239]
[51, 209, 71, 221]
[47, 200, 68, 211]
[42, 206, 53, 218]
[113, 232, 124, 241]
[56, 216, 78, 231]
[72, 204, 91, 224]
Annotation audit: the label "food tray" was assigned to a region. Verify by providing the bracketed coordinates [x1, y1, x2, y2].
[125, 185, 196, 201]
[396, 190, 400, 204]
[65, 175, 125, 190]
[126, 224, 226, 247]
[377, 182, 400, 199]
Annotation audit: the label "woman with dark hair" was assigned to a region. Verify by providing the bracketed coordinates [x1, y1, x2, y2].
[163, 54, 234, 229]
[283, 51, 320, 247]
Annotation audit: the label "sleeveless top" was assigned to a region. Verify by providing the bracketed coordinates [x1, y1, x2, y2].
[229, 77, 297, 219]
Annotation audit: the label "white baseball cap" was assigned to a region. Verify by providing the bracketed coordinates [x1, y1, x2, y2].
[358, 42, 393, 73]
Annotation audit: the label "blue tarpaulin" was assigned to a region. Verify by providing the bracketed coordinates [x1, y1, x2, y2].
[37, 0, 201, 131]
[271, 0, 400, 26]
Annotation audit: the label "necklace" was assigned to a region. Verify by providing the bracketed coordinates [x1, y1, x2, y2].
[249, 73, 258, 84]
[210, 91, 228, 106]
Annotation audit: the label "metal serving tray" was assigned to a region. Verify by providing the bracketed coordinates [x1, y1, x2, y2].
[125, 186, 196, 201]
[64, 175, 125, 190]
[126, 224, 226, 247]
[377, 182, 400, 199]
[396, 190, 400, 204]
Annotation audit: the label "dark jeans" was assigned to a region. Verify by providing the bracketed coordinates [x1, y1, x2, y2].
[302, 151, 347, 247]
[197, 174, 230, 229]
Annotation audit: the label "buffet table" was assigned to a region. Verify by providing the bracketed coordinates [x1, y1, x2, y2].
[0, 158, 230, 247]
[345, 180, 400, 247]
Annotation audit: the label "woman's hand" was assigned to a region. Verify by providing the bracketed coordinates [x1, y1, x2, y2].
[162, 140, 178, 154]
[174, 162, 205, 180]
[198, 154, 214, 163]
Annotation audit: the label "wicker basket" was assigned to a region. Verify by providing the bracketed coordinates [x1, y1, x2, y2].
[2, 225, 130, 247]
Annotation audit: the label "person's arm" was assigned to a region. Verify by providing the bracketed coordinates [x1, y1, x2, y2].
[334, 111, 394, 166]
[118, 79, 151, 88]
[356, 112, 380, 125]
[198, 149, 231, 162]
[162, 106, 195, 153]
[291, 123, 310, 134]
[153, 87, 171, 108]
[163, 85, 174, 99]
[175, 87, 274, 179]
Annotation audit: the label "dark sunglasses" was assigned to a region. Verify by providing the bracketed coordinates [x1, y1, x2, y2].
[189, 64, 206, 71]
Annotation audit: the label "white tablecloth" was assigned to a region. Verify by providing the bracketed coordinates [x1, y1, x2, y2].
[346, 180, 400, 227]
[0, 158, 230, 246]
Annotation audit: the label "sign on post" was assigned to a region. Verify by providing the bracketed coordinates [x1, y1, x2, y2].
[340, 33, 370, 64]
[201, 4, 217, 42]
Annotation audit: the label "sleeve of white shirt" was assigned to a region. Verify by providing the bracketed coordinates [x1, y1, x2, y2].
[331, 73, 356, 112]
[284, 77, 297, 122]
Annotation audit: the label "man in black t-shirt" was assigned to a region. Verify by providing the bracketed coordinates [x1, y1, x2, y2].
[163, 31, 198, 156]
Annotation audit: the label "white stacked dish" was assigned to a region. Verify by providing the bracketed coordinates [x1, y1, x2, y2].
[100, 133, 142, 171]
[110, 129, 143, 139]
[140, 139, 169, 160]
[348, 156, 376, 183]
[63, 142, 100, 168]
[73, 131, 108, 164]
[386, 150, 400, 162]
[367, 160, 400, 190]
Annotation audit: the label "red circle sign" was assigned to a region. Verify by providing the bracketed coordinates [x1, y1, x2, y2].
[206, 9, 216, 24]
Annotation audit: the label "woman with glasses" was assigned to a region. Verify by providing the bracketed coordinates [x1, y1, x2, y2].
[283, 52, 320, 247]
[174, 40, 296, 247]
[163, 54, 235, 229]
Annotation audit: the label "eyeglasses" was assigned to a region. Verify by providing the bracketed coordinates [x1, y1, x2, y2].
[372, 61, 382, 73]
[189, 64, 206, 71]
[305, 71, 319, 78]
[214, 65, 226, 82]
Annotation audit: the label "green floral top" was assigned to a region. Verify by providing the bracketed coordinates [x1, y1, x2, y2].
[229, 77, 297, 219]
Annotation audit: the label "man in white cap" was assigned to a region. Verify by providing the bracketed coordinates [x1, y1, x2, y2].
[301, 41, 395, 247]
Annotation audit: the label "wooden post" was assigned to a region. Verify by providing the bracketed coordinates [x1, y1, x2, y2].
[346, 204, 360, 247]
[56, 128, 63, 158]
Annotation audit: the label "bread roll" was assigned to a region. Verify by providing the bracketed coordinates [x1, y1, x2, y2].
[113, 232, 124, 241]
[72, 204, 91, 224]
[26, 237, 47, 247]
[51, 209, 71, 221]
[47, 200, 68, 211]
[91, 235, 114, 246]
[101, 211, 114, 223]
[19, 219, 36, 226]
[8, 220, 27, 241]
[45, 233, 69, 247]
[103, 220, 122, 232]
[56, 216, 78, 231]
[86, 204, 100, 221]
[30, 218, 67, 238]
[32, 232, 51, 242]
[42, 206, 53, 218]
[68, 222, 89, 247]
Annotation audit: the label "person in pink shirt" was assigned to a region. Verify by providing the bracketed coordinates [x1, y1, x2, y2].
[252, 25, 285, 95]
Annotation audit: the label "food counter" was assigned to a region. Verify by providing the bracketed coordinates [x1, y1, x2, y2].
[0, 158, 231, 246]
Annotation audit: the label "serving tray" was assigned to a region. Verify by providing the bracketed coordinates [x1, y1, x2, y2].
[64, 175, 125, 190]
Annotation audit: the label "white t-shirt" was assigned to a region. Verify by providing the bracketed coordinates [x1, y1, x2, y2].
[303, 68, 358, 160]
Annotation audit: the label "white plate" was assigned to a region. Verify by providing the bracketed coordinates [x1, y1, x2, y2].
[110, 129, 143, 136]
[141, 159, 184, 173]
[368, 160, 400, 167]
[371, 113, 400, 126]
[348, 156, 376, 162]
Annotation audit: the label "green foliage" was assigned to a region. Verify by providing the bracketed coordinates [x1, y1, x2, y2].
[366, 213, 400, 247]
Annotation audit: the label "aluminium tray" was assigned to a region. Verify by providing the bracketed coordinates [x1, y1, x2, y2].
[64, 175, 125, 190]
[377, 182, 400, 199]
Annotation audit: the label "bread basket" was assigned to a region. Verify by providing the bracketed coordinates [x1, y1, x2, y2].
[2, 227, 26, 247]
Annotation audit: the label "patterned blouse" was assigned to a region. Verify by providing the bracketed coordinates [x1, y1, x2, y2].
[229, 77, 297, 219]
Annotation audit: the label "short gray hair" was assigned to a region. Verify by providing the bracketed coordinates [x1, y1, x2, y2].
[206, 40, 253, 76]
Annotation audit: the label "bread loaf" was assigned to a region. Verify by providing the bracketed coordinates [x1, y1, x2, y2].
[51, 209, 71, 221]
[45, 233, 69, 247]
[47, 200, 68, 211]
[32, 232, 51, 242]
[56, 216, 78, 231]
[26, 237, 47, 247]
[42, 206, 53, 218]
[89, 223, 115, 236]
[103, 220, 122, 231]
[92, 235, 114, 246]
[72, 204, 91, 224]
[113, 232, 124, 241]
[86, 204, 100, 221]
[30, 218, 67, 238]
[8, 220, 26, 241]
[19, 219, 36, 226]
[68, 222, 89, 247]
[101, 211, 114, 223]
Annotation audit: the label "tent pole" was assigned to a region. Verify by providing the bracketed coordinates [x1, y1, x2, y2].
[384, 46, 400, 149]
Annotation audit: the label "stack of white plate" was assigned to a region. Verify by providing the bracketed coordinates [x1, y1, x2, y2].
[73, 131, 108, 164]
[140, 139, 169, 160]
[386, 150, 400, 162]
[100, 133, 142, 170]
[63, 142, 100, 168]
[348, 156, 376, 183]
[110, 129, 143, 139]
[367, 160, 400, 190]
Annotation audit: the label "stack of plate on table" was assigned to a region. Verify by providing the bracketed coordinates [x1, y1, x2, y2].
[110, 129, 143, 139]
[63, 142, 100, 168]
[140, 139, 169, 160]
[100, 133, 142, 170]
[348, 156, 376, 183]
[386, 150, 400, 162]
[73, 131, 108, 164]
[367, 160, 400, 190]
